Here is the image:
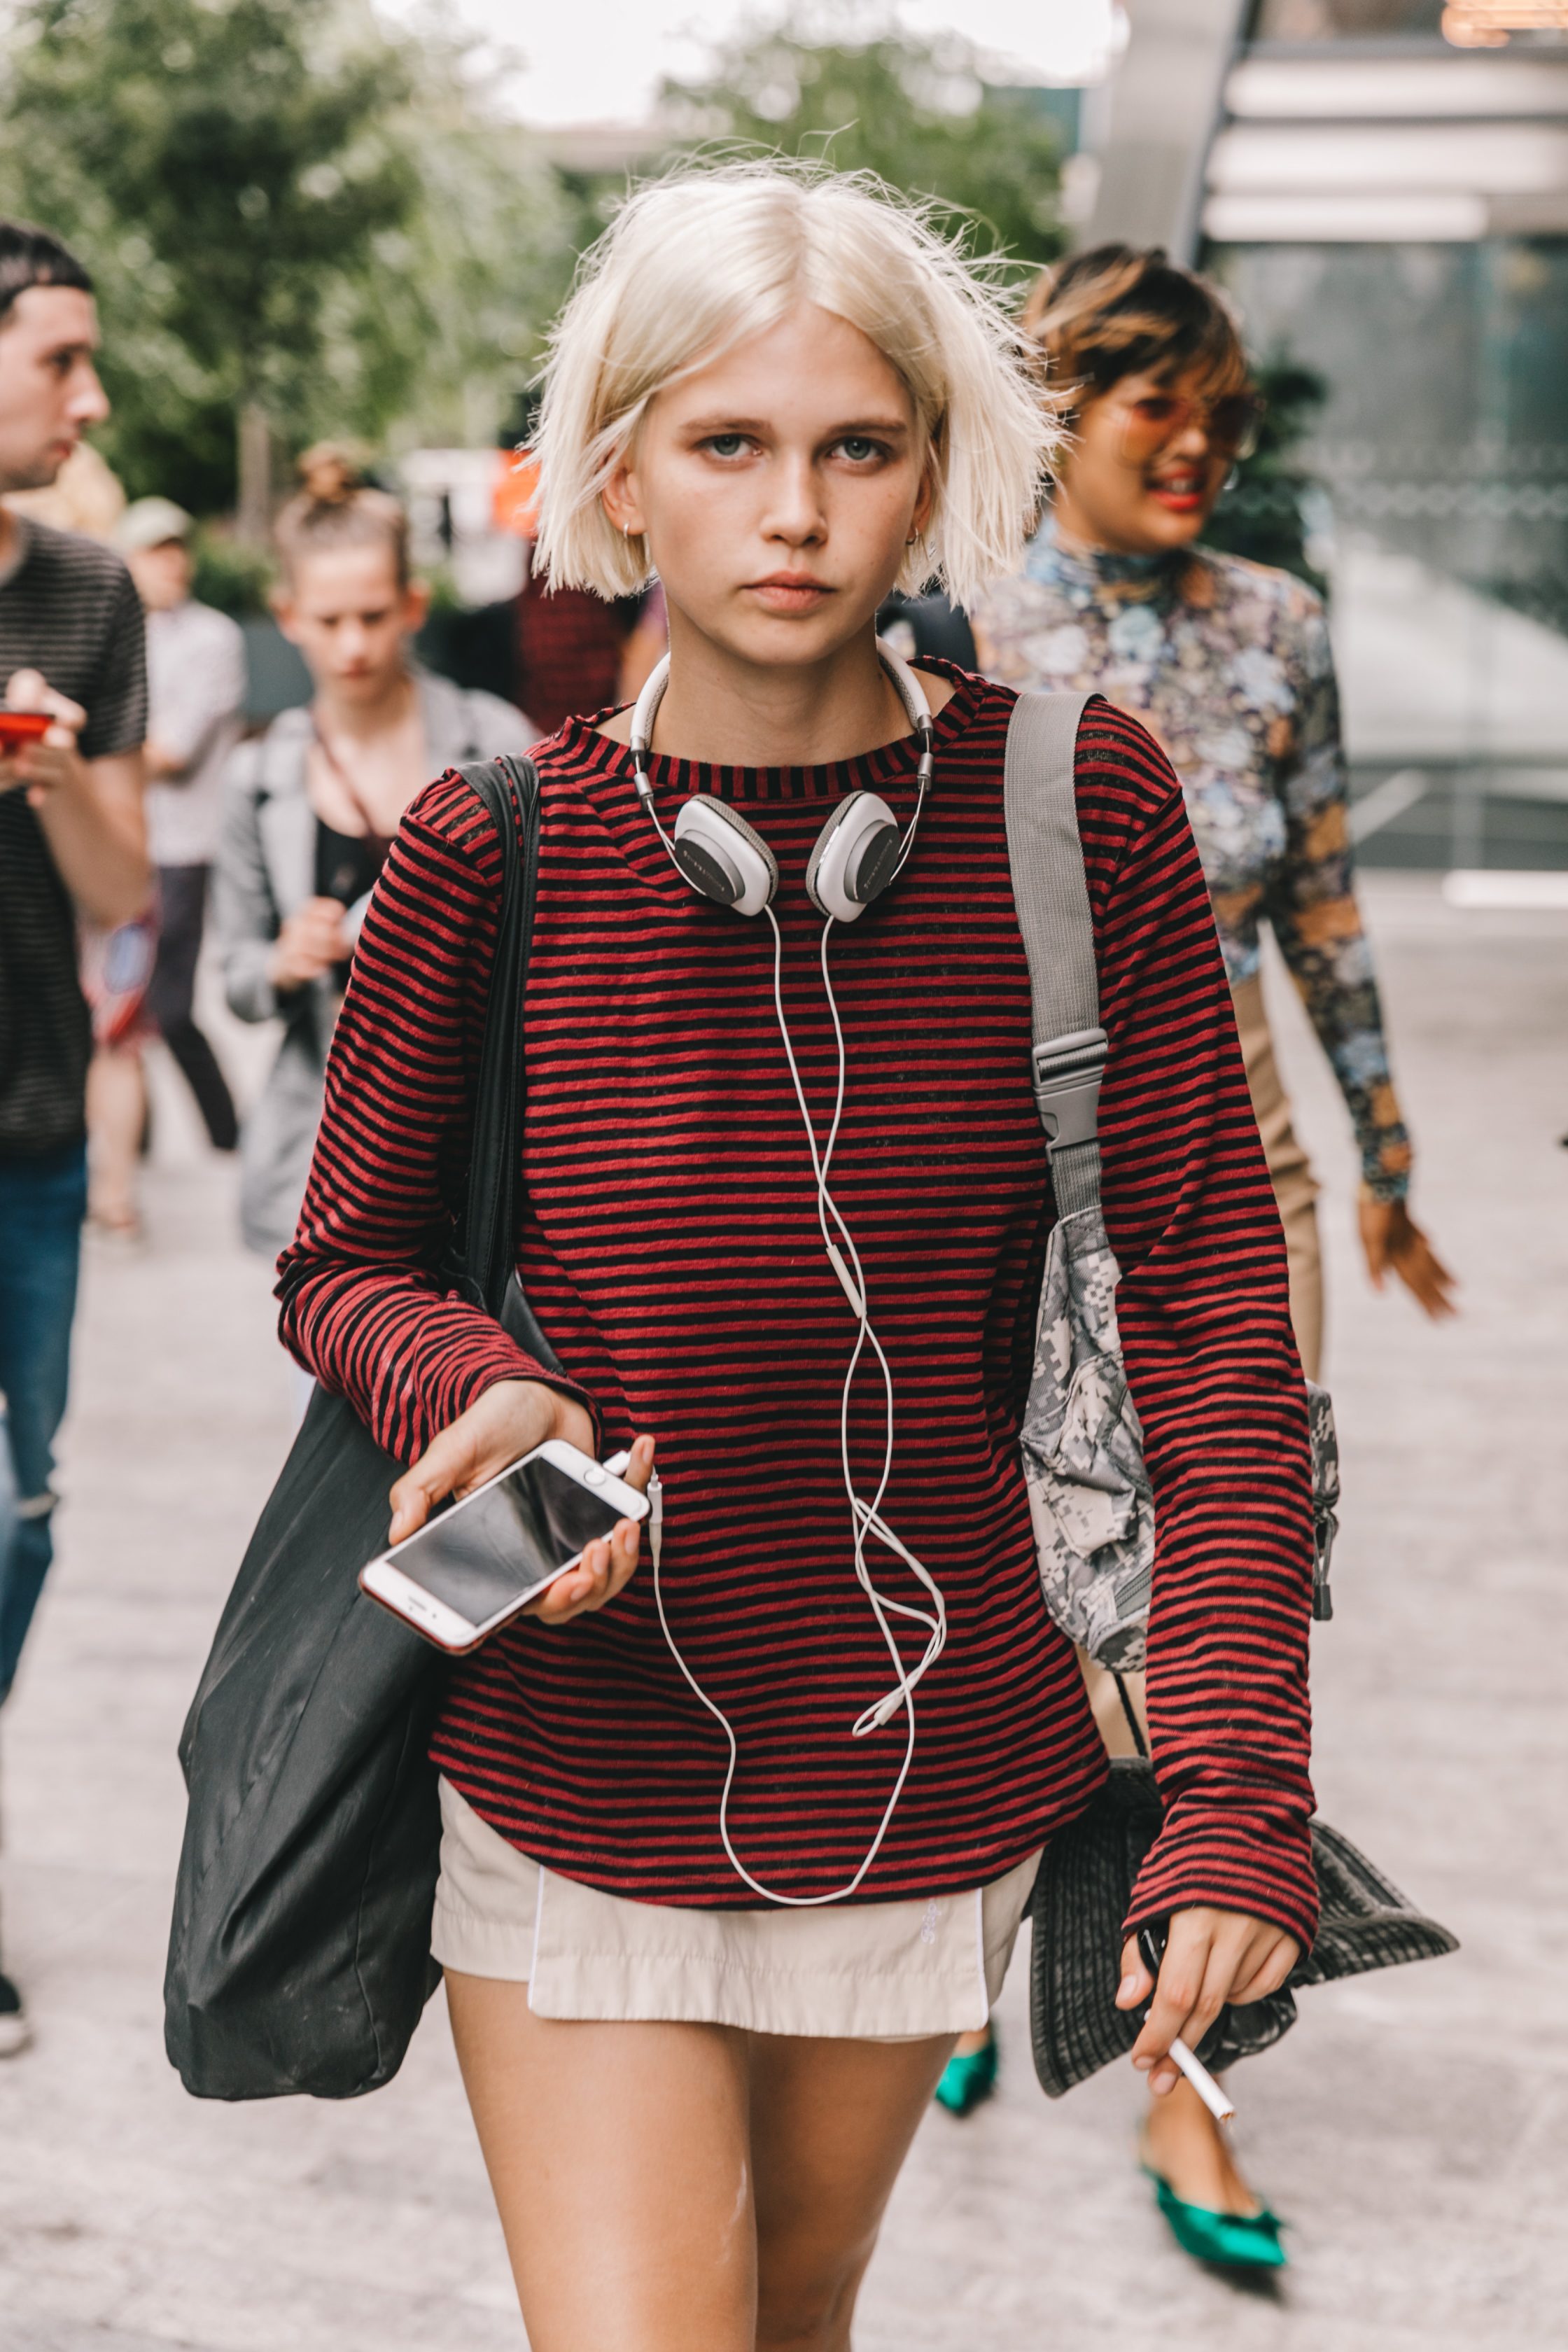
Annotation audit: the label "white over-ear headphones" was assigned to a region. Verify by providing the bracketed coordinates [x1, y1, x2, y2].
[630, 640, 935, 923]
[630, 642, 948, 1906]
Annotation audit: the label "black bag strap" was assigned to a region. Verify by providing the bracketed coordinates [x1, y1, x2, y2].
[452, 755, 546, 1327]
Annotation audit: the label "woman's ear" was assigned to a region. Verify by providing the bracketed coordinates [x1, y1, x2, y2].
[909, 449, 939, 542]
[270, 587, 300, 645]
[402, 578, 431, 634]
[601, 456, 647, 542]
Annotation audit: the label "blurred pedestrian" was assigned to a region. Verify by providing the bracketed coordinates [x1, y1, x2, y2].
[969, 242, 1457, 2266]
[214, 446, 534, 1276]
[120, 498, 244, 1155]
[0, 219, 149, 2053]
[276, 166, 1317, 2342]
[77, 499, 245, 1236]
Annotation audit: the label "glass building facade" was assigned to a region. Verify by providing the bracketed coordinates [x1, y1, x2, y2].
[1159, 6, 1568, 865]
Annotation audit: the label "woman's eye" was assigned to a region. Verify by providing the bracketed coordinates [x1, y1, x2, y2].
[835, 437, 883, 463]
[1134, 399, 1179, 424]
[702, 434, 750, 459]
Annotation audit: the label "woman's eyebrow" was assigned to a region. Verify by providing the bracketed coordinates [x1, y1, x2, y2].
[679, 413, 911, 438]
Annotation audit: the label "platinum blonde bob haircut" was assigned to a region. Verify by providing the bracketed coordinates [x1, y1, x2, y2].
[531, 161, 1056, 612]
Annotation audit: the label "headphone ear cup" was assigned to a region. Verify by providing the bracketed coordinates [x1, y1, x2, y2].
[806, 792, 901, 923]
[671, 798, 778, 917]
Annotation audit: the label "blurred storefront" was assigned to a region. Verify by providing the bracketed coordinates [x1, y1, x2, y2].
[1088, 1, 1568, 868]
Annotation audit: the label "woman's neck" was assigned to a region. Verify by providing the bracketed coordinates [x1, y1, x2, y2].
[1032, 509, 1181, 589]
[601, 615, 954, 766]
[313, 668, 417, 744]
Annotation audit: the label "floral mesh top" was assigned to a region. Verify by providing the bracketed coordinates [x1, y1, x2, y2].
[974, 522, 1410, 1200]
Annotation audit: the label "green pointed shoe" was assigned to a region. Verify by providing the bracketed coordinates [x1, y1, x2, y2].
[1143, 2167, 1288, 2271]
[934, 2027, 998, 2117]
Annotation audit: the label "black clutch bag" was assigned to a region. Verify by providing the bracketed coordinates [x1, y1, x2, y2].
[164, 756, 557, 2102]
[1029, 1757, 1460, 2099]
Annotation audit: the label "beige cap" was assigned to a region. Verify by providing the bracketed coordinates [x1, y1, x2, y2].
[116, 496, 192, 552]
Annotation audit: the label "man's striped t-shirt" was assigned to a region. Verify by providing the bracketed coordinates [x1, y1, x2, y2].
[0, 517, 147, 1157]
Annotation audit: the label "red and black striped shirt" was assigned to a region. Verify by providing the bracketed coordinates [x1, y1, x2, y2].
[278, 670, 1319, 1946]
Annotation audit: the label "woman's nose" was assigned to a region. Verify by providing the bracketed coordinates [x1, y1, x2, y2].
[764, 458, 825, 545]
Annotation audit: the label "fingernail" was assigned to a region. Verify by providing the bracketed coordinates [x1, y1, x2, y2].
[1119, 1974, 1138, 1999]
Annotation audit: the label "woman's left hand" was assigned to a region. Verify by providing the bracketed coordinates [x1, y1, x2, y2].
[1357, 1191, 1458, 1321]
[1116, 1906, 1300, 2095]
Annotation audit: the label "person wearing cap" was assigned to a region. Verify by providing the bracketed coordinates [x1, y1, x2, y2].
[112, 497, 244, 1176]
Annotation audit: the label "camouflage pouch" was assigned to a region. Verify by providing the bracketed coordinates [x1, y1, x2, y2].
[1020, 1207, 1154, 1671]
[1018, 1205, 1342, 1671]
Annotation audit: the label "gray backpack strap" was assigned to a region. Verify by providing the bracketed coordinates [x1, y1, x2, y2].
[1002, 690, 1106, 1221]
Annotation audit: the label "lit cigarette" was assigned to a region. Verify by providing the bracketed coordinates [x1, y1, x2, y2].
[1168, 2034, 1236, 2123]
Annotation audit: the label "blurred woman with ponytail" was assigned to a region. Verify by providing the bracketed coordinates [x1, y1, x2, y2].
[214, 444, 535, 1271]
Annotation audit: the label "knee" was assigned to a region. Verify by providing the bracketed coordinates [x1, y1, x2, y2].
[755, 2244, 867, 2351]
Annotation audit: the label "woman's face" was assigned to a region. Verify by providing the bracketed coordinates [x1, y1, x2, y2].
[603, 301, 932, 676]
[274, 543, 427, 706]
[1052, 366, 1247, 557]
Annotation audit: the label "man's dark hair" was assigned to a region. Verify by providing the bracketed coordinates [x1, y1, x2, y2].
[0, 219, 93, 326]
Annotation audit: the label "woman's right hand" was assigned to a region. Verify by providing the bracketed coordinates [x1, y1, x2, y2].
[268, 895, 352, 991]
[387, 1382, 653, 1629]
[1357, 1191, 1458, 1320]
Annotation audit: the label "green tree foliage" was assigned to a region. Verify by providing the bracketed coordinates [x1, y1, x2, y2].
[0, 0, 578, 514]
[661, 13, 1064, 278]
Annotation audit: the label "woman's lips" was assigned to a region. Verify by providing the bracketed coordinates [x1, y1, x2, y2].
[746, 577, 835, 612]
[1147, 477, 1206, 513]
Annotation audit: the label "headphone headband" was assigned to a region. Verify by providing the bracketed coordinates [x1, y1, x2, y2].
[631, 640, 937, 923]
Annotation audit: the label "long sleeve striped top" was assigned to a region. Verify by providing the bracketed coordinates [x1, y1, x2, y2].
[276, 669, 1319, 1948]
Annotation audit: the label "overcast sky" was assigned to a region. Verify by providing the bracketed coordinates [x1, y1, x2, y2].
[389, 2, 1126, 126]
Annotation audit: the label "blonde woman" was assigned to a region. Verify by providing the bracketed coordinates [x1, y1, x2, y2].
[277, 167, 1317, 2346]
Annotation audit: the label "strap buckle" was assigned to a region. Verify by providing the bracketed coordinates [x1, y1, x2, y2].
[1030, 1025, 1107, 1150]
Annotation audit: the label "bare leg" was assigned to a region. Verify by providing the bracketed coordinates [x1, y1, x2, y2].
[85, 1044, 145, 1234]
[446, 1975, 756, 2351]
[751, 2032, 953, 2350]
[1140, 2077, 1259, 2212]
[446, 1970, 951, 2352]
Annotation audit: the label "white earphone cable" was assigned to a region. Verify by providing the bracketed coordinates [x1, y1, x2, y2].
[650, 905, 946, 1907]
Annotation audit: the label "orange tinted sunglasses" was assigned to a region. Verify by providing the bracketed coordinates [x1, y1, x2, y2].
[1114, 390, 1266, 463]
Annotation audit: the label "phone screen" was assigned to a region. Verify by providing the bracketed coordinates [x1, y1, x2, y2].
[386, 1454, 624, 1629]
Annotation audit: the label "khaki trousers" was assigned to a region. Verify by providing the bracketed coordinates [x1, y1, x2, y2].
[1082, 973, 1322, 1758]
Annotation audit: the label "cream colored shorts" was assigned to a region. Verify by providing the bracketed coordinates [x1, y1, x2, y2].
[431, 1778, 1041, 2041]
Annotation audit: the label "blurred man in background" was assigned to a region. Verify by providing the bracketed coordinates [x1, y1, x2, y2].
[0, 219, 148, 2053]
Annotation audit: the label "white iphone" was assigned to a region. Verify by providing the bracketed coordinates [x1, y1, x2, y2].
[359, 1436, 648, 1654]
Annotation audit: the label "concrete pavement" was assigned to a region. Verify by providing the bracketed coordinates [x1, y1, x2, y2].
[1, 875, 1565, 2350]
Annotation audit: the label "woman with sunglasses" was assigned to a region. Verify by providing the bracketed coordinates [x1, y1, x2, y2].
[966, 244, 1455, 2267]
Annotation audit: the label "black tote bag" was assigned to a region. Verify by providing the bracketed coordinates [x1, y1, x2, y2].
[164, 757, 561, 2101]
